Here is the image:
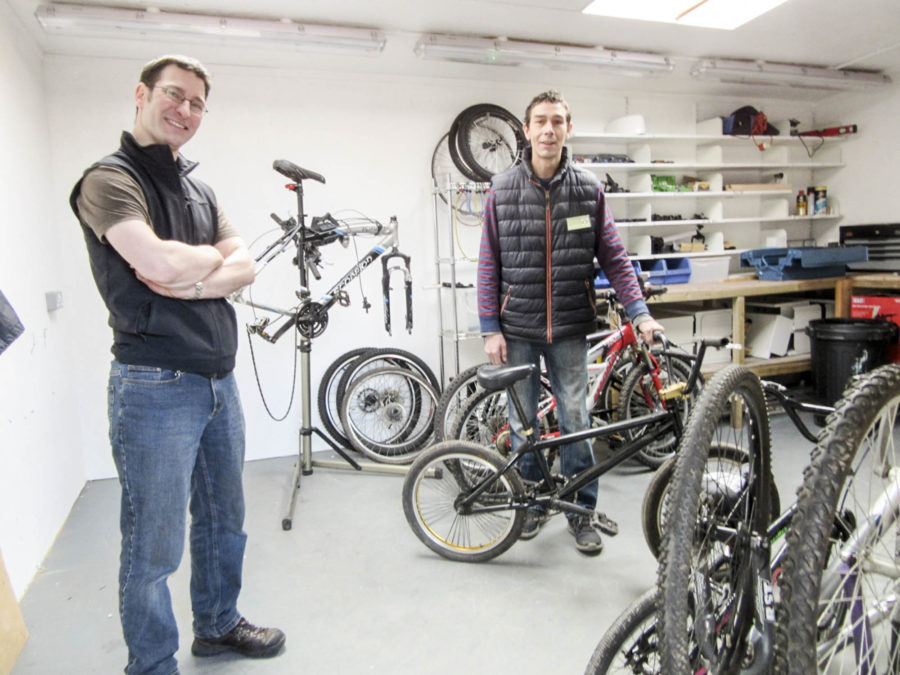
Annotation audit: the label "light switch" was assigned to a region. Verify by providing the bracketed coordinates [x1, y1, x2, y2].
[45, 291, 63, 312]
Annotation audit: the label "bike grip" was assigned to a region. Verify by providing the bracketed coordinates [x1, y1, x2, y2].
[652, 330, 668, 346]
[704, 337, 730, 349]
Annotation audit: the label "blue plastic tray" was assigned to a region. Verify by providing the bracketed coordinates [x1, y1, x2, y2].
[740, 246, 868, 281]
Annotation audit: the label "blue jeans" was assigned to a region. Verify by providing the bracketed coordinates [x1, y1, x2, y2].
[506, 337, 597, 513]
[108, 361, 247, 675]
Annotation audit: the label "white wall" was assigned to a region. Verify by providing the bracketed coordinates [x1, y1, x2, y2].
[0, 3, 85, 598]
[4, 13, 898, 599]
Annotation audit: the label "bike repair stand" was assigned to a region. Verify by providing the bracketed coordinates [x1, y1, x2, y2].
[271, 160, 413, 532]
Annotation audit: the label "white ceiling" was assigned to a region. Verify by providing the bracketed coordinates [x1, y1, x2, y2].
[9, 0, 900, 99]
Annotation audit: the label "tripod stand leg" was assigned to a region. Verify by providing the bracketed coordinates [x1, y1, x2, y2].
[282, 456, 303, 531]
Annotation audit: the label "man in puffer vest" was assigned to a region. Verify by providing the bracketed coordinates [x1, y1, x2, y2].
[71, 55, 284, 674]
[477, 90, 664, 555]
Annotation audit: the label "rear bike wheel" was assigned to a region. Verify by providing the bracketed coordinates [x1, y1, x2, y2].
[641, 442, 782, 560]
[448, 380, 555, 456]
[316, 347, 373, 446]
[337, 348, 439, 414]
[617, 354, 698, 468]
[584, 587, 661, 675]
[339, 366, 438, 464]
[657, 365, 773, 674]
[432, 363, 486, 442]
[402, 440, 525, 563]
[774, 364, 900, 674]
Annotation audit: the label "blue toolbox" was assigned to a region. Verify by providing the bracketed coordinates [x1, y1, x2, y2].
[740, 246, 868, 281]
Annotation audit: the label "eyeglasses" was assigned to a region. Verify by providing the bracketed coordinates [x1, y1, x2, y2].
[153, 86, 208, 116]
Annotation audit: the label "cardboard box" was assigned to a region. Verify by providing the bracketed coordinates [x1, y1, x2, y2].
[695, 308, 733, 363]
[746, 312, 793, 358]
[850, 295, 900, 362]
[652, 308, 694, 346]
[746, 300, 825, 332]
[0, 549, 28, 674]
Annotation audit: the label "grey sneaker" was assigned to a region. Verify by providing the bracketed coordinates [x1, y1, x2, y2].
[519, 509, 547, 540]
[568, 515, 603, 555]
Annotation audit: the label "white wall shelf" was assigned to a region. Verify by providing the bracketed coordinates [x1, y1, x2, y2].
[576, 161, 844, 172]
[570, 119, 849, 269]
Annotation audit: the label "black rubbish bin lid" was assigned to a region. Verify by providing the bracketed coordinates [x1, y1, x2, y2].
[806, 317, 899, 342]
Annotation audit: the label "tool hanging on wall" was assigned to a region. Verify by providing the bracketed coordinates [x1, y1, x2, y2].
[382, 251, 413, 335]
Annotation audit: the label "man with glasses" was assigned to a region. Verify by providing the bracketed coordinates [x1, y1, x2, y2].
[70, 55, 285, 674]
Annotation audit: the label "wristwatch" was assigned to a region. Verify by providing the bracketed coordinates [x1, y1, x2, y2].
[193, 281, 204, 300]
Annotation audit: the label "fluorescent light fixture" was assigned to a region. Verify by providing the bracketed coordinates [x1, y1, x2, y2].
[414, 34, 673, 76]
[582, 0, 789, 30]
[34, 4, 386, 53]
[691, 58, 892, 91]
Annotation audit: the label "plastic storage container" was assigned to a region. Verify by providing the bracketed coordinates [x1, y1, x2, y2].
[690, 256, 729, 283]
[664, 258, 691, 284]
[806, 318, 899, 405]
[740, 246, 868, 281]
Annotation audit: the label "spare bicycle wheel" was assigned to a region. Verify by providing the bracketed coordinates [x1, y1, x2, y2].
[431, 132, 483, 221]
[450, 103, 526, 182]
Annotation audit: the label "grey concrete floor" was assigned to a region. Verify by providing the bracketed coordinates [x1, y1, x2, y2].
[12, 414, 812, 675]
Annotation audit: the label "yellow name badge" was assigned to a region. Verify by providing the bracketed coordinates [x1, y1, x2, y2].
[566, 215, 591, 231]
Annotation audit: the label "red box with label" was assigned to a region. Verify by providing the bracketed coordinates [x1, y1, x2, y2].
[851, 295, 900, 362]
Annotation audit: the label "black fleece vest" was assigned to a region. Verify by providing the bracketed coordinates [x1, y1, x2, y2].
[492, 149, 599, 342]
[70, 132, 238, 377]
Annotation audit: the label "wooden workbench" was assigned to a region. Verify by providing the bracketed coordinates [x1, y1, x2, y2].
[648, 272, 900, 375]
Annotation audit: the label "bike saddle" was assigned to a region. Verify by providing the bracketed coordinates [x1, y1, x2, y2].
[273, 159, 325, 184]
[476, 363, 536, 391]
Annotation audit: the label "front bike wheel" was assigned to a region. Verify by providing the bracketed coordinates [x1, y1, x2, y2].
[584, 587, 661, 675]
[339, 366, 438, 464]
[641, 442, 782, 561]
[775, 364, 900, 674]
[657, 365, 773, 674]
[402, 440, 525, 563]
[617, 354, 697, 468]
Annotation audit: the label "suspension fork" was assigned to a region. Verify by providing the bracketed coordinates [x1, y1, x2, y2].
[381, 249, 413, 335]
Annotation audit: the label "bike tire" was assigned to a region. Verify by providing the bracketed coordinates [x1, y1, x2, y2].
[448, 379, 555, 454]
[641, 442, 782, 560]
[339, 366, 438, 464]
[774, 364, 900, 674]
[337, 348, 439, 448]
[657, 365, 773, 674]
[433, 363, 487, 442]
[402, 440, 525, 562]
[617, 354, 698, 468]
[448, 108, 485, 182]
[454, 103, 526, 182]
[337, 348, 439, 411]
[584, 587, 660, 675]
[316, 347, 374, 447]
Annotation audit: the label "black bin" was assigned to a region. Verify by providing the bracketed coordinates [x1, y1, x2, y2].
[807, 318, 899, 405]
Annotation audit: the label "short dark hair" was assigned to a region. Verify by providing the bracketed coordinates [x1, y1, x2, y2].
[524, 90, 571, 126]
[140, 55, 212, 98]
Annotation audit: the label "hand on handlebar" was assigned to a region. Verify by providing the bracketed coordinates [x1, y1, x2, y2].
[637, 319, 666, 345]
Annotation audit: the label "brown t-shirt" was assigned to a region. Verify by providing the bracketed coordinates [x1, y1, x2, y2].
[76, 165, 238, 243]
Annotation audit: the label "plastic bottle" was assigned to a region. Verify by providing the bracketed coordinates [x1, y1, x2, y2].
[796, 190, 807, 216]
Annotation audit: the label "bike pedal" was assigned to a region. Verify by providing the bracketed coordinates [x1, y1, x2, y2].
[592, 512, 618, 536]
